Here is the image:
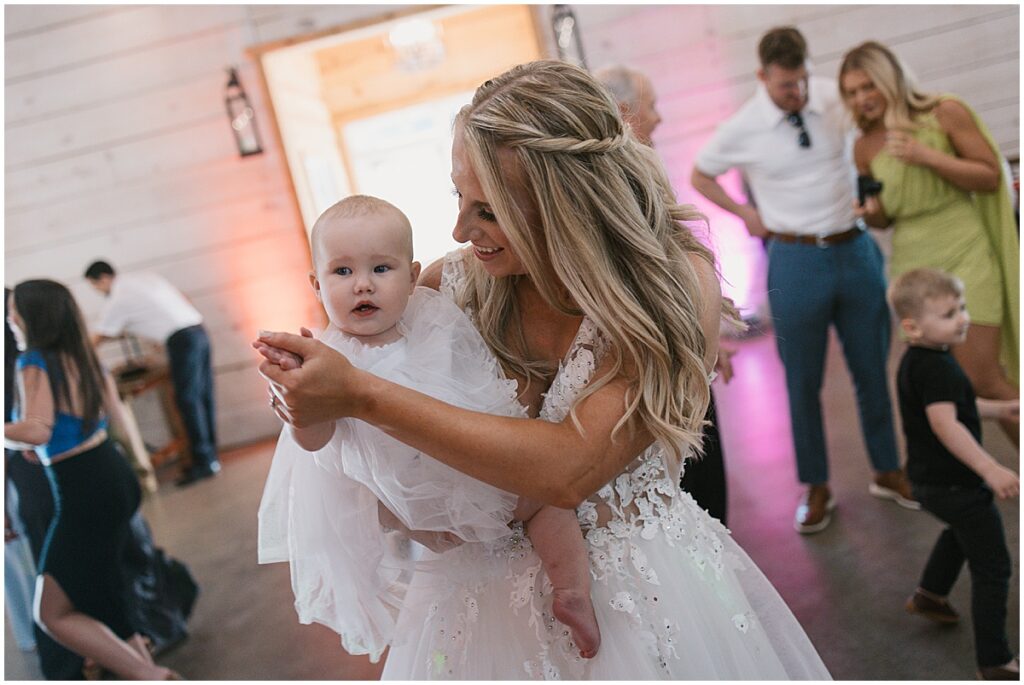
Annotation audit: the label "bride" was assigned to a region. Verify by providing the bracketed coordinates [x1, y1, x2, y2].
[258, 59, 831, 680]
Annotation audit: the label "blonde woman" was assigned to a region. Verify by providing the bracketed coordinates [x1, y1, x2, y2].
[839, 42, 1019, 442]
[258, 60, 829, 679]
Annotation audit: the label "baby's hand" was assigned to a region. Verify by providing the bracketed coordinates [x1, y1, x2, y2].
[253, 340, 303, 370]
[252, 327, 315, 370]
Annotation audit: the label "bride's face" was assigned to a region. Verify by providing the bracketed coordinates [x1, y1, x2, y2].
[450, 128, 529, 278]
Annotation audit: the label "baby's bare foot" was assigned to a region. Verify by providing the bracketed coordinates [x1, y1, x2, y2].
[552, 587, 601, 658]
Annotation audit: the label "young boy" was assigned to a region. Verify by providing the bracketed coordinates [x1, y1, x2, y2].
[889, 268, 1019, 680]
[257, 195, 600, 659]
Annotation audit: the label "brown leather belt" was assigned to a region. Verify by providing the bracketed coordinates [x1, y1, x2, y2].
[766, 226, 863, 247]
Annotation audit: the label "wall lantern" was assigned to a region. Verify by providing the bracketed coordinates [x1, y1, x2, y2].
[551, 5, 587, 69]
[224, 67, 263, 157]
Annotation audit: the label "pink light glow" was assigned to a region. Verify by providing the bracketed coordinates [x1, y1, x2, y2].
[699, 170, 768, 319]
[712, 335, 792, 468]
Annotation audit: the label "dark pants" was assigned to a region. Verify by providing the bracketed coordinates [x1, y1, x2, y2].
[7, 451, 85, 679]
[166, 325, 218, 474]
[913, 483, 1014, 668]
[681, 401, 727, 525]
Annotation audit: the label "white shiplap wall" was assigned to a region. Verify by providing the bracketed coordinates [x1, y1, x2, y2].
[5, 4, 1018, 449]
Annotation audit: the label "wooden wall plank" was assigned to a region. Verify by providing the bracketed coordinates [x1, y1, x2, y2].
[7, 72, 227, 166]
[7, 117, 248, 202]
[6, 155, 289, 253]
[5, 5, 244, 81]
[6, 27, 250, 123]
[7, 186, 298, 274]
[4, 5, 116, 38]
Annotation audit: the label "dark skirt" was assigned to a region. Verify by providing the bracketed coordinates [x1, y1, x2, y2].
[39, 439, 142, 639]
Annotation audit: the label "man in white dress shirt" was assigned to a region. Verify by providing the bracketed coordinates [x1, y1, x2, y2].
[86, 260, 220, 486]
[691, 27, 915, 533]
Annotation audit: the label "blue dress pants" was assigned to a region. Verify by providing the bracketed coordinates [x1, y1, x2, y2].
[166, 325, 219, 473]
[766, 230, 899, 484]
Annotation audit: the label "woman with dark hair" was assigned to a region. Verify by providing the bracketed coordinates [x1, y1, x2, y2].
[5, 279, 179, 680]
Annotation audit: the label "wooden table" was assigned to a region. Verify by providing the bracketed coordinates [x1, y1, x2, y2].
[114, 364, 190, 470]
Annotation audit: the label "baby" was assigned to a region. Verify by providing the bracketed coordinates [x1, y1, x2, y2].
[256, 195, 599, 660]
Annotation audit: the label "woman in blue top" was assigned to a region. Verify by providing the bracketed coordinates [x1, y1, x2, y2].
[5, 279, 180, 680]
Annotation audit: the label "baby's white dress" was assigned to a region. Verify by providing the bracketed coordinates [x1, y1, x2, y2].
[257, 287, 525, 661]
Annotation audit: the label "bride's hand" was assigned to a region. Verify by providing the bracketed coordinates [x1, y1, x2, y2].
[257, 330, 365, 428]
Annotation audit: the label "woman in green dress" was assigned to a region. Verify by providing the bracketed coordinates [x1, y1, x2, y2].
[839, 41, 1019, 442]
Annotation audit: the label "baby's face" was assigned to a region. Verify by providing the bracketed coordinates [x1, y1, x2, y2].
[311, 213, 419, 346]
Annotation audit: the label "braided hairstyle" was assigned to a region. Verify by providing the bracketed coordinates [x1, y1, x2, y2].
[453, 59, 731, 461]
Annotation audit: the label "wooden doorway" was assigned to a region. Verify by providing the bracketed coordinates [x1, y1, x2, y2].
[259, 5, 544, 266]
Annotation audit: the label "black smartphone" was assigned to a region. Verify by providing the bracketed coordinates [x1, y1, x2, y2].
[857, 175, 884, 206]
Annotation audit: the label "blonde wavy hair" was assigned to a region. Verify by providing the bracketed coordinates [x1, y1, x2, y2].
[453, 59, 734, 460]
[839, 41, 941, 131]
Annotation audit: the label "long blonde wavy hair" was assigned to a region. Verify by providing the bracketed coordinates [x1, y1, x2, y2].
[453, 59, 733, 460]
[839, 41, 941, 131]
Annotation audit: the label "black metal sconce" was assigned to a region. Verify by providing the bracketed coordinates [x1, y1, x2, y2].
[224, 67, 263, 157]
[551, 5, 587, 69]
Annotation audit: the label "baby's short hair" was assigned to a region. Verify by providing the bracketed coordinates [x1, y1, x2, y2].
[888, 268, 964, 319]
[310, 194, 413, 267]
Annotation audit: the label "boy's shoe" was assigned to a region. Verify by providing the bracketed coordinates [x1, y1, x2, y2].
[794, 485, 835, 534]
[978, 657, 1020, 680]
[870, 470, 922, 510]
[905, 588, 959, 624]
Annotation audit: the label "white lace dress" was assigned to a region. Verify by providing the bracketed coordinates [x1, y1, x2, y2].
[379, 251, 831, 679]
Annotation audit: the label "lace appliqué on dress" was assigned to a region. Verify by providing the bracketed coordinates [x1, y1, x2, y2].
[433, 250, 756, 679]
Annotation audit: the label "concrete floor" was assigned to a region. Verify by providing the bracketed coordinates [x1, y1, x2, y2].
[5, 330, 1018, 680]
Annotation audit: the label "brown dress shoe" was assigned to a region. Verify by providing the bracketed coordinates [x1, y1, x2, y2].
[794, 485, 835, 534]
[870, 469, 922, 510]
[905, 588, 959, 624]
[978, 657, 1020, 680]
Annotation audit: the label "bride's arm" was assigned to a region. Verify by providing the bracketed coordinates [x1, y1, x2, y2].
[260, 255, 720, 508]
[261, 346, 649, 508]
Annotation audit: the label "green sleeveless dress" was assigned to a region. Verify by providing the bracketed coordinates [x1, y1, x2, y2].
[871, 96, 1019, 384]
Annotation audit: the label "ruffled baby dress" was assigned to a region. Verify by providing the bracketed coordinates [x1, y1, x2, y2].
[257, 287, 526, 661]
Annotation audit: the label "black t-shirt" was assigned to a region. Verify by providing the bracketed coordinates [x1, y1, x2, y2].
[897, 345, 982, 487]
